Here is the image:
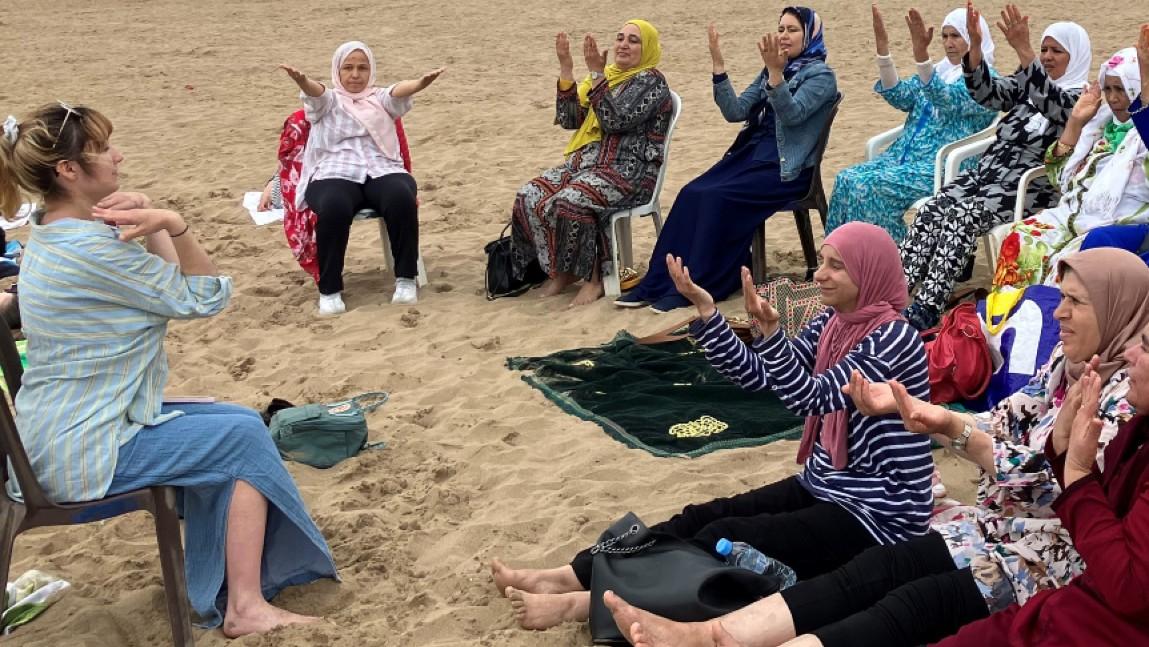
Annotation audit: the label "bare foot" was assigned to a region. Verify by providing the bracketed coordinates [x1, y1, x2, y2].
[222, 599, 322, 638]
[490, 560, 582, 595]
[604, 590, 735, 647]
[538, 273, 578, 298]
[569, 279, 604, 307]
[507, 587, 590, 630]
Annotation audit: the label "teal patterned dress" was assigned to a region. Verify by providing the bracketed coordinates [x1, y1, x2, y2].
[825, 72, 997, 242]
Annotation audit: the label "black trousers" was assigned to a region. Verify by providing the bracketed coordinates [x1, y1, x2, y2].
[304, 174, 419, 295]
[782, 532, 990, 647]
[570, 476, 879, 589]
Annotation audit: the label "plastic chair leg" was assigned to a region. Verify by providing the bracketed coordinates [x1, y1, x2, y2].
[603, 216, 624, 298]
[152, 487, 195, 647]
[0, 501, 24, 598]
[751, 224, 769, 284]
[794, 207, 818, 281]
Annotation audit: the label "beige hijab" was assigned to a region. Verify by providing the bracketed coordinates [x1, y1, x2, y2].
[1057, 248, 1149, 386]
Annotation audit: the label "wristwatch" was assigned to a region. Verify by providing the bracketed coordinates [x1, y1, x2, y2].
[951, 422, 973, 452]
[590, 71, 605, 81]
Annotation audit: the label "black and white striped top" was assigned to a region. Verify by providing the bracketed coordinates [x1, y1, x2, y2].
[691, 311, 935, 544]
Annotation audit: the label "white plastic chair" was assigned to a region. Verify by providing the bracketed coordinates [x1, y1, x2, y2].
[353, 210, 429, 287]
[602, 91, 682, 297]
[983, 165, 1046, 271]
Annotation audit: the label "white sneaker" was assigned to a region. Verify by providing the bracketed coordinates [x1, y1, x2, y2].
[318, 292, 346, 316]
[391, 278, 418, 305]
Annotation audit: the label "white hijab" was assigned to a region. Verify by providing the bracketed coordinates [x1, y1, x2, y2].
[935, 8, 995, 84]
[1059, 48, 1145, 223]
[1025, 22, 1092, 134]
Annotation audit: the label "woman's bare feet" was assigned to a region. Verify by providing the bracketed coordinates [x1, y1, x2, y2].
[538, 273, 578, 297]
[490, 560, 583, 595]
[570, 279, 605, 307]
[222, 598, 322, 638]
[506, 587, 590, 630]
[604, 590, 743, 647]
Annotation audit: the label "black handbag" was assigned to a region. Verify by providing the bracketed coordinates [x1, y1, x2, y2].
[588, 512, 788, 644]
[484, 223, 547, 300]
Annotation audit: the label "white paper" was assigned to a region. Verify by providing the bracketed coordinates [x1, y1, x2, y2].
[243, 192, 284, 226]
[0, 204, 33, 231]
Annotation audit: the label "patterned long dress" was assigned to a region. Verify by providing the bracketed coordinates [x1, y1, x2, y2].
[899, 59, 1081, 327]
[510, 70, 672, 281]
[993, 101, 1149, 289]
[931, 345, 1135, 611]
[825, 72, 996, 242]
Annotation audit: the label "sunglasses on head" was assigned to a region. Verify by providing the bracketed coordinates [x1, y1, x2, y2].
[52, 100, 80, 149]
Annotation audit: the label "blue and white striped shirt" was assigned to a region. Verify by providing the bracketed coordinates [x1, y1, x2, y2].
[11, 218, 232, 503]
[691, 311, 934, 544]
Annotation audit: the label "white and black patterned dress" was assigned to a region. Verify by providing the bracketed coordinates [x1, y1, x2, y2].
[510, 70, 672, 281]
[899, 59, 1081, 326]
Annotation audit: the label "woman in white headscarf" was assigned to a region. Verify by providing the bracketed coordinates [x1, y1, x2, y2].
[281, 42, 444, 315]
[992, 47, 1149, 293]
[899, 3, 1091, 330]
[825, 5, 998, 242]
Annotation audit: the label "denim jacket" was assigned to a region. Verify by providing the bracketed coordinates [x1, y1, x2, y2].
[713, 62, 838, 181]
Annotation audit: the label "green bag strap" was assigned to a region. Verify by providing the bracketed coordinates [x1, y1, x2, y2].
[350, 391, 390, 414]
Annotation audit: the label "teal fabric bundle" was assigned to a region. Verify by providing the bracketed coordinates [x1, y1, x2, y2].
[507, 332, 802, 457]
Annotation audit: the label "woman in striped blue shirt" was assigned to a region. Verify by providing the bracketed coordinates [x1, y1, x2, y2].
[492, 222, 933, 631]
[0, 103, 336, 637]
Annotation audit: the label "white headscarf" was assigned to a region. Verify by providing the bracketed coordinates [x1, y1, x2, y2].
[1059, 48, 1144, 223]
[1025, 22, 1092, 134]
[935, 7, 995, 84]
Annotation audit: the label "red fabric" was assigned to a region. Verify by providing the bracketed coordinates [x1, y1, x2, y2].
[934, 415, 1149, 646]
[277, 110, 413, 284]
[798, 222, 908, 470]
[923, 303, 993, 404]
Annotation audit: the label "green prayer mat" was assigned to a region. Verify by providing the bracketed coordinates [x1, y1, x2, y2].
[507, 331, 803, 457]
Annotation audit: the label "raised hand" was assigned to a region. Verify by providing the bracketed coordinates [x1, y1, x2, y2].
[583, 34, 608, 75]
[996, 4, 1035, 65]
[1052, 374, 1085, 454]
[417, 67, 446, 91]
[1065, 370, 1104, 480]
[1070, 81, 1104, 124]
[758, 32, 788, 74]
[708, 24, 726, 73]
[666, 254, 717, 318]
[890, 380, 952, 435]
[96, 191, 152, 211]
[966, 2, 984, 69]
[842, 369, 898, 416]
[905, 8, 934, 62]
[279, 63, 324, 96]
[740, 267, 780, 335]
[93, 207, 184, 242]
[872, 5, 890, 56]
[557, 32, 575, 79]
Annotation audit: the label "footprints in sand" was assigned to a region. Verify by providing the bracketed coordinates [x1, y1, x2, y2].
[401, 308, 422, 328]
[229, 356, 255, 380]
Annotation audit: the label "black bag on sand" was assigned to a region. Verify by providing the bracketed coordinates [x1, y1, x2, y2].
[485, 223, 547, 300]
[588, 512, 787, 644]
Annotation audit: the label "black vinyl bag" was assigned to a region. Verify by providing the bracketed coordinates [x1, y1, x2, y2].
[484, 223, 547, 300]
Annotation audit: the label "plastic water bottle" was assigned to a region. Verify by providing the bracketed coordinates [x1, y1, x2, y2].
[715, 538, 798, 589]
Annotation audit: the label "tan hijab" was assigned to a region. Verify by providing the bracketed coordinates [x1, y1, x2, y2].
[1057, 248, 1149, 386]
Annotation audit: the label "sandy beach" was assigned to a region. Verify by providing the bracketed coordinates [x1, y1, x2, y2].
[0, 0, 1135, 644]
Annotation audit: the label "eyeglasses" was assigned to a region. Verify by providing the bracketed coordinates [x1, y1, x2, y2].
[52, 100, 80, 149]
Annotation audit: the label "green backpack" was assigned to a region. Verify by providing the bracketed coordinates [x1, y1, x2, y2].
[268, 392, 390, 468]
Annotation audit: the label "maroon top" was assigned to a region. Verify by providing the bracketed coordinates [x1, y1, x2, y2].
[936, 415, 1149, 646]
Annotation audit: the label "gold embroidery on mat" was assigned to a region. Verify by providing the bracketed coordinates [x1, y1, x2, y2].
[669, 415, 729, 438]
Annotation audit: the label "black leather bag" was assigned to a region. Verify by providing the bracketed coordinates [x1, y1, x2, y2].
[484, 224, 547, 300]
[588, 512, 787, 644]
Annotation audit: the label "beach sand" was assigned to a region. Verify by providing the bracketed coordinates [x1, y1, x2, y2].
[0, 0, 1133, 644]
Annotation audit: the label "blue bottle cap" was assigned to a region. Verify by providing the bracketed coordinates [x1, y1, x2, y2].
[715, 538, 733, 556]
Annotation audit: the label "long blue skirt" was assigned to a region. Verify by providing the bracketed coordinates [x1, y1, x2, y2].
[629, 145, 814, 303]
[107, 403, 338, 628]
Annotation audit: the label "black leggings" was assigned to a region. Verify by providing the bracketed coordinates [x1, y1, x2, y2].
[570, 476, 879, 589]
[304, 174, 419, 295]
[782, 532, 990, 647]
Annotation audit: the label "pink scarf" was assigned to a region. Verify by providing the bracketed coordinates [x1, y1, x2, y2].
[796, 223, 909, 470]
[330, 40, 399, 160]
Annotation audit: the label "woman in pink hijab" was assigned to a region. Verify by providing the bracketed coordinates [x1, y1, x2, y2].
[490, 223, 934, 631]
[280, 41, 443, 315]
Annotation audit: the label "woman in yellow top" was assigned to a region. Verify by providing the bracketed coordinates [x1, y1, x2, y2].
[509, 20, 673, 307]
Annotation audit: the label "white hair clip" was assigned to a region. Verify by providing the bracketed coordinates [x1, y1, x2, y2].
[2, 116, 17, 145]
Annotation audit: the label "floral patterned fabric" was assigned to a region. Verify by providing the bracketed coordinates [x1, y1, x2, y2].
[931, 344, 1135, 610]
[276, 109, 412, 283]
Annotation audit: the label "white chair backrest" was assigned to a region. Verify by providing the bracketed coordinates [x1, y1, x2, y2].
[649, 91, 683, 201]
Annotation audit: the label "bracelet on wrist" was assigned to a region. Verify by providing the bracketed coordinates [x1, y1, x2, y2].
[170, 223, 190, 239]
